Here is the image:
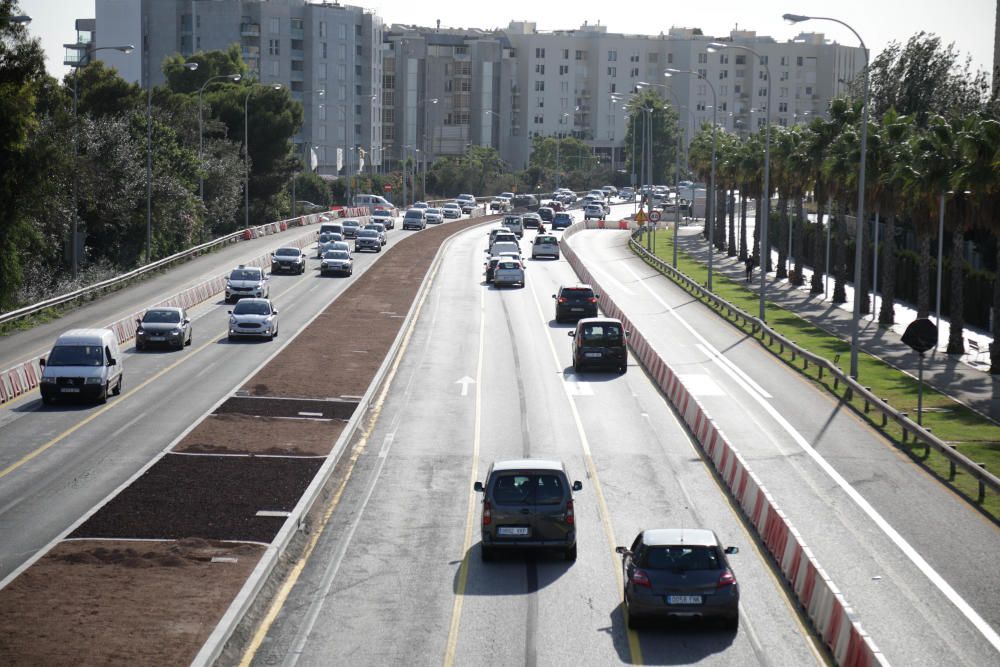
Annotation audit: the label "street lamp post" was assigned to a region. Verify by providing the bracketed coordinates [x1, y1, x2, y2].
[197, 73, 242, 206]
[666, 68, 719, 289]
[784, 13, 869, 378]
[420, 98, 438, 200]
[244, 83, 283, 229]
[556, 111, 571, 189]
[641, 80, 689, 269]
[63, 41, 134, 279]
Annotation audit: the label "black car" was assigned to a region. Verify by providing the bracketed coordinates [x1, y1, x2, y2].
[568, 317, 628, 374]
[270, 247, 307, 274]
[553, 284, 599, 323]
[617, 528, 740, 630]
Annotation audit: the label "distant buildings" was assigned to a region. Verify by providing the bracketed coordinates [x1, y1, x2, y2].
[77, 2, 866, 176]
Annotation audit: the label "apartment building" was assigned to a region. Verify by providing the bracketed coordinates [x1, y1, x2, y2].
[90, 0, 383, 174]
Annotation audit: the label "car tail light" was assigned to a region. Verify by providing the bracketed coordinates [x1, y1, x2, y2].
[557, 297, 567, 303]
[565, 499, 575, 525]
[482, 500, 492, 526]
[588, 297, 598, 303]
[631, 569, 652, 588]
[718, 570, 736, 588]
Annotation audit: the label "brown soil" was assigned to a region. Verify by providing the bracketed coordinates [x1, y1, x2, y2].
[173, 413, 346, 456]
[0, 539, 264, 666]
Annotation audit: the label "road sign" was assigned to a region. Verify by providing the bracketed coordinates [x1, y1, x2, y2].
[635, 210, 647, 224]
[649, 210, 662, 222]
[902, 318, 938, 354]
[383, 184, 392, 192]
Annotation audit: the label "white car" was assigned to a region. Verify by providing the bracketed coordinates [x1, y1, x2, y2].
[442, 202, 463, 218]
[316, 232, 345, 257]
[228, 298, 279, 341]
[320, 250, 353, 277]
[425, 208, 444, 224]
[584, 204, 606, 221]
[371, 209, 395, 229]
[493, 258, 525, 288]
[225, 265, 269, 303]
[531, 234, 560, 260]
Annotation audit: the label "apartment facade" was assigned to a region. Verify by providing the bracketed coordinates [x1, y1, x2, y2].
[92, 0, 383, 174]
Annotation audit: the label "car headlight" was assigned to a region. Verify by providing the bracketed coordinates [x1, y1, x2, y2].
[171, 328, 183, 336]
[136, 328, 144, 335]
[85, 377, 102, 384]
[230, 316, 237, 325]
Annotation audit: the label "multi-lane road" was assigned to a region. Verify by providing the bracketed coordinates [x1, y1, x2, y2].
[1, 202, 998, 665]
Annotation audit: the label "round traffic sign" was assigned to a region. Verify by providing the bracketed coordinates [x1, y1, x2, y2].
[649, 210, 662, 222]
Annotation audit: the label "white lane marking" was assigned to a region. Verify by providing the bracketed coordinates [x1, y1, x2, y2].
[455, 376, 475, 397]
[563, 374, 595, 396]
[695, 343, 773, 398]
[377, 433, 394, 459]
[677, 374, 725, 397]
[108, 411, 148, 441]
[616, 259, 1000, 652]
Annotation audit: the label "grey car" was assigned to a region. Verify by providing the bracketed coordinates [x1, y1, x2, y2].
[135, 307, 191, 351]
[320, 250, 353, 276]
[354, 228, 382, 252]
[270, 246, 307, 274]
[617, 528, 740, 630]
[474, 459, 582, 561]
[342, 219, 362, 238]
[225, 265, 269, 303]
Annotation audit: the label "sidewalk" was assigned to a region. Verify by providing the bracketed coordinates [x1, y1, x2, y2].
[670, 222, 1000, 424]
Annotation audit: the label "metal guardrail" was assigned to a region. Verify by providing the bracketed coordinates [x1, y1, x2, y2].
[628, 232, 1000, 504]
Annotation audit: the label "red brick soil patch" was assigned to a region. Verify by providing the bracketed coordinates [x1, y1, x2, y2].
[69, 454, 323, 543]
[0, 539, 264, 666]
[173, 413, 346, 456]
[243, 217, 491, 399]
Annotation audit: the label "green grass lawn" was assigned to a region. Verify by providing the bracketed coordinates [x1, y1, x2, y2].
[638, 229, 1000, 521]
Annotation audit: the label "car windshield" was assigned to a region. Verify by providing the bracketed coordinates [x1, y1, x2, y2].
[46, 345, 105, 367]
[344, 221, 359, 228]
[233, 301, 271, 315]
[536, 236, 557, 244]
[641, 545, 722, 571]
[365, 224, 383, 231]
[229, 269, 261, 281]
[143, 310, 181, 323]
[491, 474, 564, 505]
[580, 323, 623, 347]
[275, 248, 299, 257]
[405, 211, 422, 218]
[358, 230, 377, 238]
[325, 251, 350, 260]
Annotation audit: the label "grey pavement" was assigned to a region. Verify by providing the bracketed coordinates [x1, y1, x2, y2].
[670, 224, 1000, 424]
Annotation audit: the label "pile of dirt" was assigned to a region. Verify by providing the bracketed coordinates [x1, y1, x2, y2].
[173, 413, 345, 456]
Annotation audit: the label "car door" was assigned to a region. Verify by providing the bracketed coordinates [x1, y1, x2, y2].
[488, 472, 535, 540]
[531, 473, 572, 542]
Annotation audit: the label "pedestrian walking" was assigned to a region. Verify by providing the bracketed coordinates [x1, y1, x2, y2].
[745, 256, 755, 282]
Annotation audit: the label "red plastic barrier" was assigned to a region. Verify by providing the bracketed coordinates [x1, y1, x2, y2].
[242, 229, 253, 240]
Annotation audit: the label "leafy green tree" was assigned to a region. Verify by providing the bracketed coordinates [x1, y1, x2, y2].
[162, 45, 247, 94]
[623, 89, 679, 185]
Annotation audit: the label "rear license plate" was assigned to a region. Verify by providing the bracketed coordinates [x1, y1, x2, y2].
[571, 307, 584, 312]
[61, 387, 80, 393]
[667, 595, 703, 605]
[585, 352, 602, 358]
[498, 526, 530, 537]
[149, 336, 165, 342]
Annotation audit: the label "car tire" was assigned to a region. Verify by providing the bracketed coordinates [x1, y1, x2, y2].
[186, 333, 192, 346]
[481, 545, 493, 562]
[98, 385, 108, 404]
[565, 544, 577, 562]
[113, 376, 123, 396]
[573, 359, 582, 373]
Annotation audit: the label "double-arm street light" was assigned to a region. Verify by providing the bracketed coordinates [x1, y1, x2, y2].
[197, 73, 242, 204]
[63, 41, 135, 279]
[784, 13, 870, 379]
[704, 43, 771, 313]
[665, 68, 718, 289]
[244, 82, 283, 229]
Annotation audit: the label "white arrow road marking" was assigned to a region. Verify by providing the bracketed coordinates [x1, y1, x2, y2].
[455, 376, 475, 396]
[563, 374, 594, 396]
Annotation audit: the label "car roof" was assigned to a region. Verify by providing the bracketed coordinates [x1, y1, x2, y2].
[55, 328, 115, 344]
[145, 306, 183, 313]
[641, 528, 719, 547]
[275, 246, 300, 252]
[561, 283, 593, 290]
[491, 458, 566, 473]
[578, 316, 621, 326]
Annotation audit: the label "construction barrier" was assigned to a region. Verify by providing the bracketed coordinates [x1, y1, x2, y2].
[561, 223, 887, 667]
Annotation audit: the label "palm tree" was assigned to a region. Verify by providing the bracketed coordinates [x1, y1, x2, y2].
[770, 125, 793, 280]
[823, 128, 857, 304]
[803, 115, 837, 294]
[687, 123, 715, 239]
[907, 120, 953, 320]
[874, 110, 915, 327]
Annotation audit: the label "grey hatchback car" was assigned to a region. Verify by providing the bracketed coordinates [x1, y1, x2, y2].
[474, 459, 582, 562]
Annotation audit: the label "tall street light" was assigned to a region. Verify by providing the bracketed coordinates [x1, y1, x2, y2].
[420, 97, 438, 200]
[705, 43, 770, 313]
[784, 13, 870, 378]
[244, 82, 283, 229]
[197, 72, 242, 206]
[63, 41, 135, 279]
[555, 111, 572, 189]
[666, 68, 718, 290]
[290, 88, 325, 217]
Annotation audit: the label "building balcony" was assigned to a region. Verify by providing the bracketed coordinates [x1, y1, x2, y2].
[291, 27, 304, 39]
[291, 70, 304, 81]
[291, 49, 305, 60]
[241, 23, 260, 37]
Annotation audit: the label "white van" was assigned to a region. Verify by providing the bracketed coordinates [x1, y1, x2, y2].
[501, 215, 524, 238]
[352, 194, 397, 216]
[39, 328, 124, 404]
[319, 221, 344, 237]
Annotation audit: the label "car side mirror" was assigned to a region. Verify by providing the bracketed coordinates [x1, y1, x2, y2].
[615, 546, 629, 555]
[107, 358, 117, 367]
[227, 310, 233, 314]
[39, 358, 45, 368]
[272, 309, 279, 315]
[572, 480, 582, 491]
[625, 331, 631, 338]
[135, 318, 142, 326]
[551, 294, 556, 299]
[184, 319, 190, 324]
[724, 546, 739, 555]
[567, 331, 575, 337]
[594, 294, 600, 299]
[473, 481, 484, 492]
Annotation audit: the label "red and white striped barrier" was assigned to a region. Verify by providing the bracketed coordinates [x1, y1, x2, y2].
[561, 224, 887, 667]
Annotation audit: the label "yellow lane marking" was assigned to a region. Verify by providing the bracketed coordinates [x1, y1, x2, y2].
[527, 279, 644, 664]
[443, 289, 485, 667]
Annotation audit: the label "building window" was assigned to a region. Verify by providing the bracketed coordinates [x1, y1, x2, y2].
[607, 67, 616, 77]
[559, 65, 568, 75]
[735, 68, 745, 78]
[319, 105, 327, 120]
[719, 70, 728, 80]
[735, 55, 746, 65]
[269, 18, 279, 34]
[758, 87, 767, 97]
[780, 87, 789, 98]
[667, 53, 673, 64]
[322, 42, 327, 59]
[319, 21, 326, 37]
[780, 56, 789, 66]
[779, 102, 788, 112]
[536, 47, 545, 58]
[697, 68, 707, 78]
[608, 50, 617, 61]
[562, 49, 569, 59]
[455, 45, 468, 55]
[291, 18, 303, 31]
[575, 50, 586, 61]
[534, 115, 544, 124]
[734, 84, 741, 94]
[271, 61, 279, 76]
[719, 54, 729, 64]
[805, 86, 813, 95]
[268, 39, 280, 56]
[759, 55, 768, 65]
[797, 56, 804, 66]
[292, 60, 304, 72]
[720, 102, 727, 111]
[698, 53, 707, 64]
[537, 96, 544, 108]
[780, 71, 789, 81]
[338, 24, 346, 39]
[536, 63, 545, 74]
[759, 70, 767, 80]
[610, 83, 616, 94]
[535, 80, 545, 91]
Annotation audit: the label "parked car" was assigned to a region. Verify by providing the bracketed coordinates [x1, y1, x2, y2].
[354, 228, 383, 252]
[135, 307, 192, 351]
[227, 298, 279, 341]
[371, 209, 395, 229]
[320, 249, 353, 277]
[531, 234, 560, 260]
[617, 528, 740, 630]
[402, 208, 426, 230]
[39, 328, 123, 404]
[411, 201, 429, 210]
[225, 265, 269, 303]
[442, 202, 463, 218]
[489, 196, 512, 213]
[584, 204, 606, 221]
[551, 212, 573, 230]
[513, 194, 539, 211]
[568, 316, 628, 373]
[474, 459, 583, 561]
[553, 284, 599, 322]
[364, 223, 388, 245]
[318, 222, 344, 238]
[270, 246, 307, 275]
[425, 207, 444, 224]
[342, 219, 362, 238]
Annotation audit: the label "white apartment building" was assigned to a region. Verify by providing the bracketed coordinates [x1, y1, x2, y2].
[90, 0, 383, 174]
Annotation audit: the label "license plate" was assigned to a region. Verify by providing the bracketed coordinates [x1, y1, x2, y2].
[585, 352, 602, 358]
[571, 307, 584, 312]
[498, 526, 529, 537]
[149, 336, 165, 342]
[61, 387, 80, 393]
[667, 595, 703, 605]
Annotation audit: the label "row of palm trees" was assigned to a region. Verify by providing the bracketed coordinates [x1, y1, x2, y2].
[684, 98, 999, 366]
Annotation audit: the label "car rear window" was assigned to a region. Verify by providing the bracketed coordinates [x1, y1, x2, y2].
[580, 323, 623, 347]
[640, 545, 722, 571]
[498, 261, 520, 270]
[491, 474, 565, 505]
[535, 236, 557, 245]
[562, 288, 594, 298]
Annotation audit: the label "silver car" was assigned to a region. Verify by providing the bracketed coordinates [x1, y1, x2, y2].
[320, 250, 353, 277]
[531, 234, 560, 260]
[442, 202, 462, 218]
[354, 228, 382, 252]
[342, 219, 362, 238]
[135, 307, 192, 351]
[371, 210, 395, 229]
[225, 265, 269, 303]
[227, 298, 279, 341]
[364, 223, 388, 245]
[317, 232, 344, 257]
[425, 208, 444, 224]
[474, 459, 583, 561]
[493, 258, 525, 288]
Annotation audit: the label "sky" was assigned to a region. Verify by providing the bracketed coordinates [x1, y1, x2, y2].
[20, 0, 998, 84]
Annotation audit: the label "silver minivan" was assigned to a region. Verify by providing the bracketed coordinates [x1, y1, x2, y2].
[474, 459, 583, 561]
[39, 328, 124, 404]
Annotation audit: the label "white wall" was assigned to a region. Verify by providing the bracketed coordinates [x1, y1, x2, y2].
[95, 0, 143, 84]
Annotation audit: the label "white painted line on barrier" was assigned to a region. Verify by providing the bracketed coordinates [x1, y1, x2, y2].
[618, 256, 1000, 653]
